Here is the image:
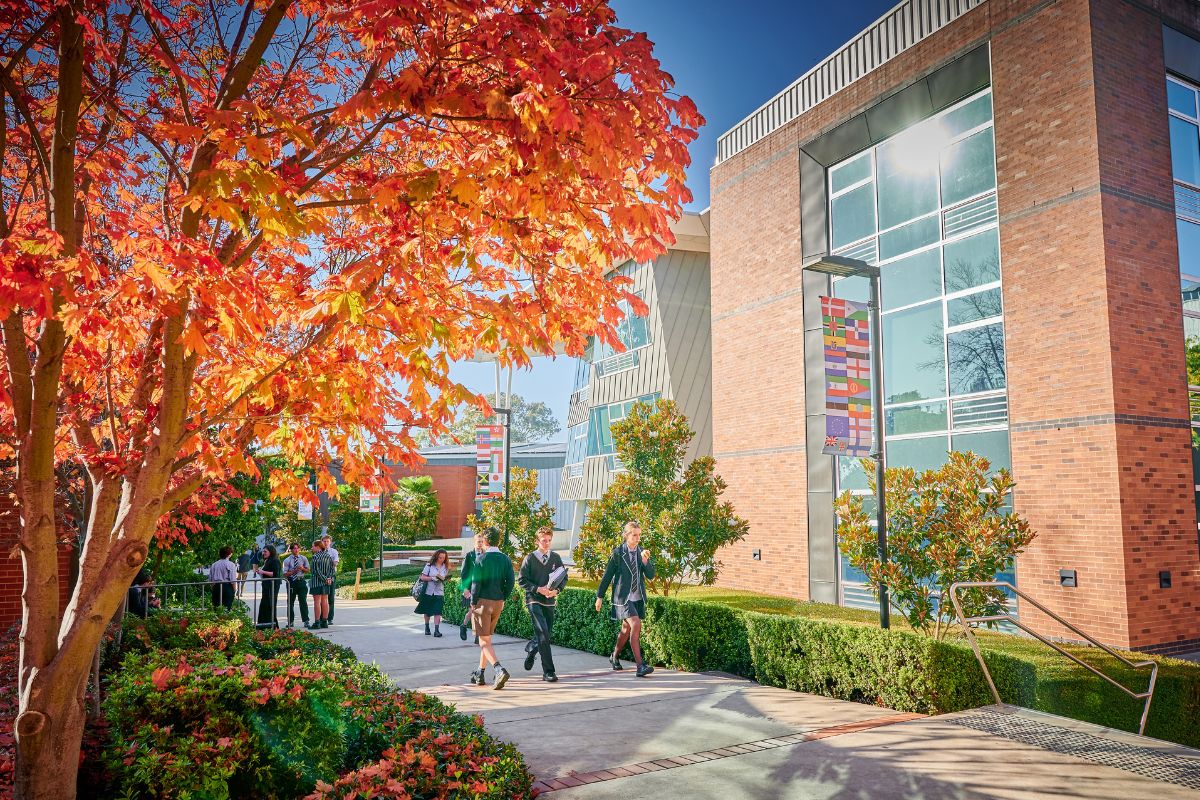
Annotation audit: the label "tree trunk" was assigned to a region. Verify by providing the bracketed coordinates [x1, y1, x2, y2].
[14, 663, 88, 800]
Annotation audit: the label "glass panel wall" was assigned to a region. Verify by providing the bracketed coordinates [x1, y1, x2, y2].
[827, 88, 1011, 609]
[1166, 75, 1200, 522]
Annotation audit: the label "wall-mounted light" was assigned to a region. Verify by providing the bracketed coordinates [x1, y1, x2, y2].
[1059, 569, 1077, 588]
[752, 549, 761, 561]
[1159, 571, 1172, 589]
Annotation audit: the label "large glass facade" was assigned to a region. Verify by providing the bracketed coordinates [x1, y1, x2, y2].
[1166, 74, 1200, 520]
[827, 88, 1013, 608]
[587, 393, 659, 469]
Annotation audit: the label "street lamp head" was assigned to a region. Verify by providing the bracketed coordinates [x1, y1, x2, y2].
[802, 254, 880, 280]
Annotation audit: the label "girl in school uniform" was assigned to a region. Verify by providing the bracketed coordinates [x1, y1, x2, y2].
[594, 521, 656, 677]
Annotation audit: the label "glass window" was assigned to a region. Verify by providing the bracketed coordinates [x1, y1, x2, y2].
[1170, 117, 1200, 187]
[883, 302, 945, 403]
[572, 356, 591, 391]
[882, 249, 941, 310]
[879, 215, 940, 261]
[941, 93, 993, 139]
[1168, 80, 1197, 118]
[831, 182, 877, 249]
[876, 136, 939, 229]
[886, 401, 947, 436]
[886, 435, 949, 472]
[952, 429, 1011, 472]
[587, 406, 612, 456]
[831, 151, 871, 193]
[1184, 276, 1200, 316]
[833, 275, 871, 303]
[565, 422, 589, 464]
[943, 228, 1001, 292]
[948, 288, 1003, 326]
[837, 456, 869, 491]
[947, 322, 1007, 395]
[941, 129, 997, 206]
[1180, 218, 1200, 274]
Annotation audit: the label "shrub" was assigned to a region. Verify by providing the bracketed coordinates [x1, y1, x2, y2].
[465, 466, 553, 559]
[573, 399, 748, 595]
[384, 476, 441, 546]
[119, 606, 256, 658]
[104, 649, 349, 799]
[309, 729, 533, 800]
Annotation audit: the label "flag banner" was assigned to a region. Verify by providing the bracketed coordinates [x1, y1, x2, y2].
[297, 499, 313, 521]
[476, 423, 507, 500]
[821, 296, 874, 458]
[358, 491, 381, 513]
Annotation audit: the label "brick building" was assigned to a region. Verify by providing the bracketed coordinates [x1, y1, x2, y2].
[0, 493, 75, 629]
[709, 0, 1200, 653]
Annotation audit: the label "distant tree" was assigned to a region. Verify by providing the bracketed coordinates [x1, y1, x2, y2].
[573, 399, 749, 596]
[466, 466, 554, 558]
[418, 393, 562, 446]
[326, 486, 385, 573]
[383, 476, 441, 545]
[835, 450, 1036, 638]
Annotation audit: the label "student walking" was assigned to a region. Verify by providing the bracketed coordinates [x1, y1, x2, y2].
[458, 531, 488, 643]
[208, 547, 238, 610]
[469, 528, 515, 690]
[321, 534, 340, 624]
[310, 539, 336, 628]
[519, 526, 567, 682]
[255, 545, 282, 628]
[415, 549, 450, 636]
[595, 521, 656, 677]
[282, 542, 312, 628]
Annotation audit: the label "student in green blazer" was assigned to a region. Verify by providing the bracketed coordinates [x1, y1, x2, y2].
[458, 531, 487, 642]
[594, 521, 656, 677]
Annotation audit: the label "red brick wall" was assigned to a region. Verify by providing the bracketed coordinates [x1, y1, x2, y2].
[0, 494, 76, 630]
[710, 0, 1200, 651]
[385, 464, 478, 540]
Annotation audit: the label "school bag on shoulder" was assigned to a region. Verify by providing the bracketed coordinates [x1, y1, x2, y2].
[410, 566, 429, 600]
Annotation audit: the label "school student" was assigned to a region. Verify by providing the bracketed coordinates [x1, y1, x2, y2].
[469, 527, 515, 690]
[518, 526, 567, 682]
[458, 531, 488, 642]
[594, 521, 656, 677]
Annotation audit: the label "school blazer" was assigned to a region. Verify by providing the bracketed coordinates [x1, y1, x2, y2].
[596, 546, 656, 609]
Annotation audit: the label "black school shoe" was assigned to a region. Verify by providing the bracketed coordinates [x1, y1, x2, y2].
[492, 666, 510, 690]
[609, 654, 623, 671]
[469, 669, 484, 685]
[459, 623, 468, 641]
[523, 646, 537, 671]
[543, 673, 558, 683]
[635, 662, 655, 678]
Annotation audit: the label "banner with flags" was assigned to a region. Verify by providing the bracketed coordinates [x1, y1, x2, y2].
[820, 296, 874, 458]
[358, 491, 381, 513]
[475, 423, 507, 500]
[297, 499, 313, 521]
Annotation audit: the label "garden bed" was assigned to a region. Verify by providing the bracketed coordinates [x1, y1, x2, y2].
[0, 605, 535, 799]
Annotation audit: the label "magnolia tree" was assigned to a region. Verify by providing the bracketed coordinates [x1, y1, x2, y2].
[0, 0, 699, 795]
[574, 399, 748, 596]
[466, 465, 553, 558]
[834, 450, 1036, 639]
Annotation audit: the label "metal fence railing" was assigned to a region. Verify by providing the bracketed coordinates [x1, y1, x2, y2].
[127, 577, 309, 628]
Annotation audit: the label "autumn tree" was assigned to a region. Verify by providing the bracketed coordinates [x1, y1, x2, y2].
[0, 0, 699, 795]
[573, 399, 748, 596]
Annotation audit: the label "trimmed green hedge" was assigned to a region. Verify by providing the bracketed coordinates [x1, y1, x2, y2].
[438, 579, 1200, 747]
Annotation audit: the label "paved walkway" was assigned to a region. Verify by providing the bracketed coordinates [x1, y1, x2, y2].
[313, 596, 1200, 799]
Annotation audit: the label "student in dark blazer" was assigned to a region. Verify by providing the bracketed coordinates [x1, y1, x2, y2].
[518, 526, 567, 682]
[594, 521, 656, 677]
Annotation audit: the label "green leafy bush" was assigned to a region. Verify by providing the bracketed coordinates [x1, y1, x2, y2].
[119, 606, 256, 658]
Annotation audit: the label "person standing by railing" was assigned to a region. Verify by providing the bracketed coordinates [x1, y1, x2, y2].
[236, 548, 254, 597]
[208, 547, 238, 610]
[310, 539, 336, 629]
[282, 542, 312, 629]
[321, 534, 340, 625]
[254, 544, 282, 628]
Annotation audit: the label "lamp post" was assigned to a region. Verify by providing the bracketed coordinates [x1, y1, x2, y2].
[803, 254, 890, 630]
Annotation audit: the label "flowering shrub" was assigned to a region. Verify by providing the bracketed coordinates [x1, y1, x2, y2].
[120, 607, 255, 657]
[308, 729, 533, 800]
[254, 626, 357, 663]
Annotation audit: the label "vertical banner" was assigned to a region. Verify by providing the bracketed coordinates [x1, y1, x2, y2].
[297, 499, 314, 521]
[475, 423, 507, 499]
[358, 491, 381, 513]
[820, 296, 874, 458]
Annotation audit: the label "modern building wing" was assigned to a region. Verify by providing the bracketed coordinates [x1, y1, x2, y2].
[559, 211, 713, 542]
[709, 0, 1200, 654]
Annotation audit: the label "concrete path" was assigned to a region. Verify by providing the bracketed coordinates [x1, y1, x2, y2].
[313, 596, 1200, 800]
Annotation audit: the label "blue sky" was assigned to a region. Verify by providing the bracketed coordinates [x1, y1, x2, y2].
[448, 0, 900, 437]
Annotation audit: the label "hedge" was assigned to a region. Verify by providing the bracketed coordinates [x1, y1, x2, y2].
[437, 579, 1200, 747]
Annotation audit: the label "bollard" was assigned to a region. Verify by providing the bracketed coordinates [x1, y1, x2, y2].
[354, 567, 362, 600]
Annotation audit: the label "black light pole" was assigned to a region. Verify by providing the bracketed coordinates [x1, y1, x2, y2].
[803, 255, 889, 630]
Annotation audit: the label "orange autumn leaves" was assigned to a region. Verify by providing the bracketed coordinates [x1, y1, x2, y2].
[0, 0, 701, 509]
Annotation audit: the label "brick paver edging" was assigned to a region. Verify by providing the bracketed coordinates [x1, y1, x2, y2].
[530, 712, 924, 794]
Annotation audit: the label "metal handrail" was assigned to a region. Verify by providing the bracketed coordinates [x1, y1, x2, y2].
[129, 576, 296, 627]
[948, 580, 1158, 735]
